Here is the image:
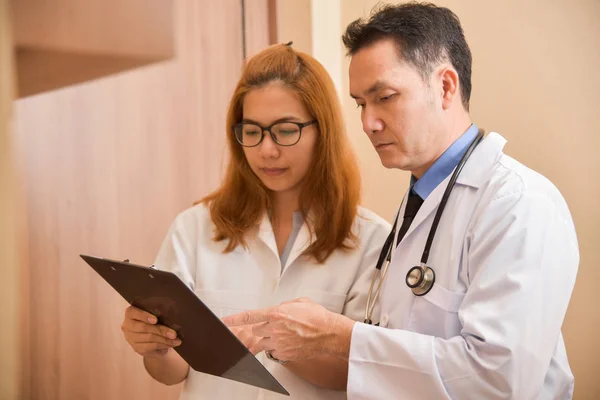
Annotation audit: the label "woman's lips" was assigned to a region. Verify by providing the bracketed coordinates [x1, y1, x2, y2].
[261, 168, 287, 176]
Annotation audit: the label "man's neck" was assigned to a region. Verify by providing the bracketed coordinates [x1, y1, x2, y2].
[413, 115, 472, 179]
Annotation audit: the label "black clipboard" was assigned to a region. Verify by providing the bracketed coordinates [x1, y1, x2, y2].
[80, 254, 289, 396]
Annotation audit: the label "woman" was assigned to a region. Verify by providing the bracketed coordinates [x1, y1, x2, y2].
[120, 43, 389, 399]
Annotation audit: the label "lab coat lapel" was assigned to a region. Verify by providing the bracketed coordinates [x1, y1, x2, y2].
[393, 191, 409, 247]
[257, 213, 279, 258]
[398, 183, 445, 244]
[281, 218, 313, 274]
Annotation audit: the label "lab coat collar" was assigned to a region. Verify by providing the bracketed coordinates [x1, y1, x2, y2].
[455, 131, 507, 188]
[398, 132, 506, 244]
[257, 211, 314, 273]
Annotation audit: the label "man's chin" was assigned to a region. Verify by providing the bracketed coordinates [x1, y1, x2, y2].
[378, 155, 407, 170]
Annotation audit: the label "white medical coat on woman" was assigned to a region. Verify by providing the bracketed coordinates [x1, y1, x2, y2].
[155, 204, 390, 399]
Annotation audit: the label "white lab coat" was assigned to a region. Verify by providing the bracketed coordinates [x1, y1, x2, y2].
[154, 204, 390, 399]
[347, 132, 579, 400]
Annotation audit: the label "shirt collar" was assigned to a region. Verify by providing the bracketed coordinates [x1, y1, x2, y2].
[411, 123, 479, 200]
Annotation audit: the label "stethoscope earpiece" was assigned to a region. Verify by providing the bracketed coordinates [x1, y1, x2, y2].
[406, 265, 435, 296]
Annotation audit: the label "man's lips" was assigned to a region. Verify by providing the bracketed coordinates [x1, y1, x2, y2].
[374, 142, 393, 150]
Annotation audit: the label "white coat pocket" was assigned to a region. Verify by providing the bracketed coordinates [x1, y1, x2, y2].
[406, 284, 465, 339]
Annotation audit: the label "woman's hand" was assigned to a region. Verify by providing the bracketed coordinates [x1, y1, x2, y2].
[121, 305, 182, 358]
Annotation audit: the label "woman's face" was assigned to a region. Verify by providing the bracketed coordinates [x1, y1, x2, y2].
[240, 83, 318, 197]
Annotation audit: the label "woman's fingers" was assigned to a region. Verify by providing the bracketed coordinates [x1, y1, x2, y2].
[121, 306, 181, 358]
[125, 331, 181, 347]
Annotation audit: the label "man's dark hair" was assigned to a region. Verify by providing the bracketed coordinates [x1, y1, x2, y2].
[342, 2, 472, 110]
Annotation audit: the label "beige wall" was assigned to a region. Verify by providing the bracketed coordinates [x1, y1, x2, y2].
[284, 0, 600, 398]
[343, 2, 600, 399]
[0, 0, 20, 398]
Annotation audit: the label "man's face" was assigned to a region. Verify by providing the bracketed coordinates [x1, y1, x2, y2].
[349, 39, 444, 177]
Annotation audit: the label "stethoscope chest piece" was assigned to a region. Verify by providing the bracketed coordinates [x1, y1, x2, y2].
[406, 264, 435, 296]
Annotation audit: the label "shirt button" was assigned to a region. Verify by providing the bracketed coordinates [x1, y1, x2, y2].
[380, 314, 389, 327]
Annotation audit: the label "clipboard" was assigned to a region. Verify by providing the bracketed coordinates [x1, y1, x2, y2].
[80, 254, 289, 396]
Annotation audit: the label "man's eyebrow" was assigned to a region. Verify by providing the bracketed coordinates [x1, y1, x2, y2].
[350, 81, 387, 99]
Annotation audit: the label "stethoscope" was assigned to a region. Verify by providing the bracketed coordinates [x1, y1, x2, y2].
[364, 129, 486, 325]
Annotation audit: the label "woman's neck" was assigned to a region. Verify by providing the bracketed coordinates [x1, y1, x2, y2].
[270, 189, 300, 223]
[270, 189, 301, 255]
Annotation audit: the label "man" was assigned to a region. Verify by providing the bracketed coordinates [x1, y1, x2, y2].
[224, 3, 579, 399]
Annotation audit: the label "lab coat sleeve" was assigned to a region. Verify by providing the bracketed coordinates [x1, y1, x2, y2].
[341, 218, 390, 322]
[153, 208, 199, 290]
[347, 189, 579, 399]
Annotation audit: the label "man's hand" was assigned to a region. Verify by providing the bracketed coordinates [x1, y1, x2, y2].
[222, 298, 355, 363]
[229, 323, 263, 355]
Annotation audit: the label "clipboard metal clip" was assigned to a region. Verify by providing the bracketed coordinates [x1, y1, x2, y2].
[122, 258, 155, 269]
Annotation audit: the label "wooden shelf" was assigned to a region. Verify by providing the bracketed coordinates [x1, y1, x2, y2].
[13, 0, 175, 98]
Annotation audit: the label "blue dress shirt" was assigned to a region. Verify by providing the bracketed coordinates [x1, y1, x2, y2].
[411, 124, 479, 200]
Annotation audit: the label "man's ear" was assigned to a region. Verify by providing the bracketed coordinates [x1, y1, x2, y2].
[437, 65, 460, 110]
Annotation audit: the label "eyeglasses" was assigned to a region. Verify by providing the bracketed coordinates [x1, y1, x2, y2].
[233, 120, 317, 147]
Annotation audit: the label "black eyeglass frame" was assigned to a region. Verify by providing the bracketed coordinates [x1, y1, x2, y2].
[233, 120, 318, 147]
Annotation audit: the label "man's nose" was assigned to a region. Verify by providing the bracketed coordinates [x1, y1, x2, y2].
[362, 108, 384, 135]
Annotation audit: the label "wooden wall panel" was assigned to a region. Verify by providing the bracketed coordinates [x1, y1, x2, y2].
[0, 0, 20, 398]
[13, 0, 175, 98]
[13, 0, 173, 58]
[274, 0, 312, 55]
[15, 0, 271, 399]
[244, 0, 272, 58]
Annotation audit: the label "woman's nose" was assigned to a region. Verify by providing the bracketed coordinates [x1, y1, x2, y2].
[258, 131, 279, 158]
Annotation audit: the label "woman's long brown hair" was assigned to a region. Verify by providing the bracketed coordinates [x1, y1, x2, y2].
[201, 44, 361, 263]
